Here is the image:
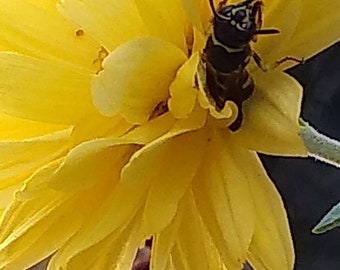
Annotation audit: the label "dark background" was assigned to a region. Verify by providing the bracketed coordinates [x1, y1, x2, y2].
[261, 41, 340, 269]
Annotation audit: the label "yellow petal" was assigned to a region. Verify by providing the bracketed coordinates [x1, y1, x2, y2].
[231, 70, 307, 156]
[174, 192, 225, 269]
[0, 162, 115, 270]
[0, 0, 100, 71]
[123, 104, 207, 145]
[48, 138, 136, 192]
[180, 2, 208, 56]
[0, 190, 78, 270]
[181, 0, 203, 32]
[0, 129, 71, 195]
[281, 0, 340, 63]
[1, 160, 65, 241]
[48, 180, 148, 267]
[168, 52, 199, 119]
[0, 113, 69, 141]
[122, 113, 177, 145]
[252, 0, 302, 69]
[193, 26, 206, 53]
[258, 0, 340, 69]
[58, 0, 147, 51]
[135, 0, 187, 53]
[168, 103, 207, 137]
[192, 129, 255, 269]
[171, 243, 188, 269]
[122, 129, 208, 237]
[152, 203, 183, 270]
[70, 114, 132, 145]
[49, 213, 141, 270]
[199, 0, 220, 32]
[14, 159, 63, 202]
[0, 52, 97, 124]
[0, 182, 22, 210]
[92, 37, 187, 124]
[239, 152, 294, 270]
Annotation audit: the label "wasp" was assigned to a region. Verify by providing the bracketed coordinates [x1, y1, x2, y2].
[204, 0, 280, 131]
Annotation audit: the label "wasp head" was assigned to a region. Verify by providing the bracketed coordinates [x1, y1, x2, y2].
[211, 0, 260, 48]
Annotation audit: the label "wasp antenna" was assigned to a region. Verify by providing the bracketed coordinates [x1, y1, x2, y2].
[209, 0, 218, 17]
[255, 29, 280, 35]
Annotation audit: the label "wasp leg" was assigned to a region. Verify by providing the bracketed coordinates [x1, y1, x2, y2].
[275, 56, 305, 68]
[253, 51, 268, 71]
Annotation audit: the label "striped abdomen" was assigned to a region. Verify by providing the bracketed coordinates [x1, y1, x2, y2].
[204, 34, 254, 131]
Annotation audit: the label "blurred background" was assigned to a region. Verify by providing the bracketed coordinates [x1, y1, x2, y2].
[261, 41, 340, 269]
[30, 42, 340, 270]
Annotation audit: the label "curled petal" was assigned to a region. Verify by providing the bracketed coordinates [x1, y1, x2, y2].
[231, 70, 307, 156]
[168, 52, 199, 119]
[0, 52, 97, 124]
[92, 37, 187, 124]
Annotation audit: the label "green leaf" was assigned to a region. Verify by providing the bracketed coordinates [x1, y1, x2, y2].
[312, 202, 340, 234]
[299, 119, 340, 168]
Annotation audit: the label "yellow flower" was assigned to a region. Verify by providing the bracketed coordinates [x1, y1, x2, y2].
[0, 0, 339, 269]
